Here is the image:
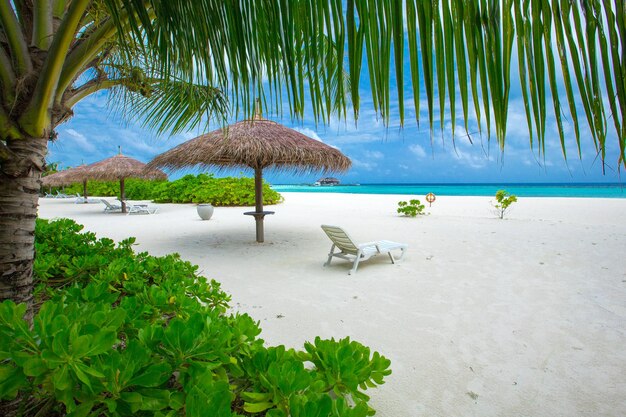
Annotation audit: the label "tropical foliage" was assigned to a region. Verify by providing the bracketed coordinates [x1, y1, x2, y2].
[0, 2, 623, 158]
[493, 189, 518, 219]
[41, 161, 60, 177]
[150, 174, 282, 206]
[59, 179, 150, 199]
[397, 199, 426, 217]
[57, 174, 283, 206]
[0, 219, 390, 416]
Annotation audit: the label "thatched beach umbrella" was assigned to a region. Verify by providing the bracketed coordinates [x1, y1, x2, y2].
[148, 113, 351, 243]
[41, 170, 72, 188]
[51, 165, 93, 201]
[76, 153, 167, 213]
[42, 165, 86, 196]
[148, 111, 351, 243]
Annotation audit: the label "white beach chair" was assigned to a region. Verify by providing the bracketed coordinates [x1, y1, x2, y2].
[127, 204, 158, 215]
[101, 199, 122, 213]
[75, 193, 98, 204]
[75, 193, 90, 203]
[321, 225, 408, 275]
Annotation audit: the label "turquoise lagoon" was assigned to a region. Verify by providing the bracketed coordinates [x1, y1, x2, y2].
[271, 183, 625, 198]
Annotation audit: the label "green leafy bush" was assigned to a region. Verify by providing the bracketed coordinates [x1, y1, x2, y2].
[493, 189, 518, 219]
[152, 174, 281, 206]
[57, 174, 282, 206]
[397, 199, 426, 217]
[0, 219, 390, 416]
[56, 179, 161, 200]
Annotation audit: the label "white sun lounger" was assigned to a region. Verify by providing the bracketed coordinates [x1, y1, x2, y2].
[127, 204, 158, 215]
[75, 193, 98, 204]
[321, 225, 408, 275]
[101, 199, 122, 213]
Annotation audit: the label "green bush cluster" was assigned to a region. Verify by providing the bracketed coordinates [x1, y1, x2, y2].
[56, 174, 282, 206]
[151, 174, 282, 206]
[0, 219, 391, 417]
[397, 199, 426, 217]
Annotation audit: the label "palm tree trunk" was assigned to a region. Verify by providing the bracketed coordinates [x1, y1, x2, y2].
[0, 136, 47, 320]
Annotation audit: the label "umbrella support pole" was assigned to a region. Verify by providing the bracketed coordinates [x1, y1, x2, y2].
[243, 168, 275, 243]
[120, 179, 126, 213]
[255, 216, 264, 243]
[254, 168, 263, 242]
[244, 211, 275, 243]
[81, 180, 88, 203]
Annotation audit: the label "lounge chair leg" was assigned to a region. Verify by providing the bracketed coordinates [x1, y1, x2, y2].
[349, 252, 362, 275]
[349, 259, 359, 275]
[388, 252, 396, 264]
[324, 245, 335, 267]
[397, 247, 407, 261]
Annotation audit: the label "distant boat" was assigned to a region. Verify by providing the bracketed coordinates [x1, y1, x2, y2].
[316, 177, 341, 186]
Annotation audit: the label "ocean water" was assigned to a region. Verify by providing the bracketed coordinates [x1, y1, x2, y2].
[271, 183, 625, 198]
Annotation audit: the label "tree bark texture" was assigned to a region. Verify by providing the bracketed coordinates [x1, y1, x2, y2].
[0, 137, 48, 320]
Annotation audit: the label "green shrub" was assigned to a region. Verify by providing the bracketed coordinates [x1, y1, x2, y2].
[493, 189, 517, 219]
[397, 199, 426, 217]
[58, 179, 160, 200]
[0, 219, 390, 416]
[152, 174, 282, 206]
[56, 174, 282, 206]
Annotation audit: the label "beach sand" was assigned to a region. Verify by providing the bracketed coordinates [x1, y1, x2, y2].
[38, 193, 626, 417]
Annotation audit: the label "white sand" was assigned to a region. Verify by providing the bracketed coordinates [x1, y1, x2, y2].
[38, 193, 626, 416]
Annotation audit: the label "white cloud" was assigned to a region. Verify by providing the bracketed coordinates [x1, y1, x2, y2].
[325, 131, 386, 145]
[351, 158, 377, 171]
[409, 144, 427, 158]
[64, 129, 96, 153]
[454, 148, 493, 169]
[364, 150, 384, 159]
[293, 127, 323, 141]
[108, 129, 157, 157]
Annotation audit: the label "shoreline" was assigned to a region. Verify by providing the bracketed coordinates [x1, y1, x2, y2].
[37, 193, 626, 416]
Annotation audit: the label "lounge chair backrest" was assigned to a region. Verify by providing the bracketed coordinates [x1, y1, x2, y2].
[321, 225, 359, 254]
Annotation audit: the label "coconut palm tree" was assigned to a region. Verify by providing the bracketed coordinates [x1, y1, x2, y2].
[0, 1, 345, 313]
[0, 1, 624, 314]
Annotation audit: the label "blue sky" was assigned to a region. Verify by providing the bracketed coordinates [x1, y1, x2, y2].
[50, 40, 623, 185]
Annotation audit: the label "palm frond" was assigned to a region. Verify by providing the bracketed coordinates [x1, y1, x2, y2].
[111, 77, 229, 136]
[6, 0, 623, 167]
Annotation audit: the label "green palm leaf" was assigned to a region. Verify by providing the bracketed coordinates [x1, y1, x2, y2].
[2, 0, 625, 167]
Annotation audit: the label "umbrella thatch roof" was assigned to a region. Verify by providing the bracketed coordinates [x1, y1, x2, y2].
[147, 117, 351, 173]
[56, 164, 90, 184]
[41, 165, 86, 187]
[73, 155, 167, 182]
[41, 172, 71, 187]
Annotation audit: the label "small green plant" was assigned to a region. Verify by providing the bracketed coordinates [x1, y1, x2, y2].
[493, 189, 518, 219]
[397, 199, 426, 217]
